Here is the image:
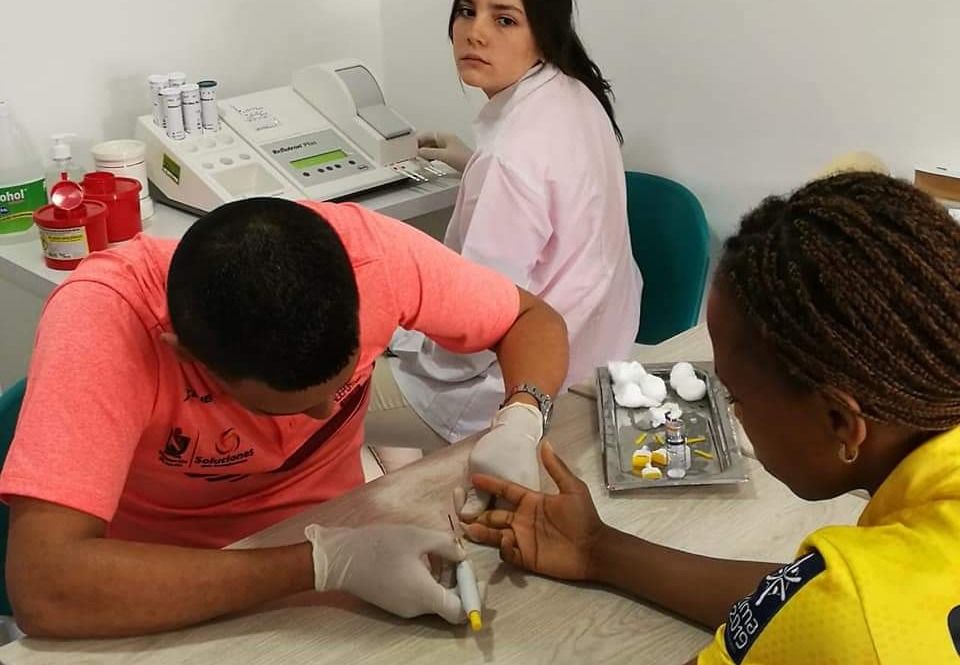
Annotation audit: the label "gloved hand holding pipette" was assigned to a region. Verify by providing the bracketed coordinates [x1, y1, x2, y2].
[304, 524, 468, 624]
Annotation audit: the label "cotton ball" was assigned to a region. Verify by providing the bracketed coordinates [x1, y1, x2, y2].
[663, 402, 683, 419]
[649, 407, 668, 428]
[615, 382, 657, 409]
[649, 402, 683, 428]
[607, 361, 629, 384]
[676, 376, 707, 402]
[670, 362, 696, 390]
[622, 361, 647, 384]
[609, 361, 647, 387]
[640, 374, 667, 405]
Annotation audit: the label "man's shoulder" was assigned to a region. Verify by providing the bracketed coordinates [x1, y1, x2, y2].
[49, 234, 176, 331]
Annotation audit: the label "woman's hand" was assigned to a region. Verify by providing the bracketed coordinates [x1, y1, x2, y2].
[417, 131, 473, 172]
[461, 441, 607, 582]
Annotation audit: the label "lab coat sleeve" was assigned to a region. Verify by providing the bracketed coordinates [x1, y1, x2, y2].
[458, 155, 553, 291]
[389, 156, 553, 383]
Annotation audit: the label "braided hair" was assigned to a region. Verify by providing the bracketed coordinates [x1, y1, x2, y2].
[720, 171, 960, 431]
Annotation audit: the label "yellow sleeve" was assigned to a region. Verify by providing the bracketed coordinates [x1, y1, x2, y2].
[696, 550, 879, 665]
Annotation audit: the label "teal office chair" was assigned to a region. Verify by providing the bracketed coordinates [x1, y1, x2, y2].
[0, 378, 26, 619]
[625, 172, 711, 345]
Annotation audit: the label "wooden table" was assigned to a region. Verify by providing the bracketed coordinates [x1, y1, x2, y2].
[0, 325, 866, 665]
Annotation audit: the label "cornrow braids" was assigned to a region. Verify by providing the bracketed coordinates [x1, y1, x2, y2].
[720, 172, 960, 431]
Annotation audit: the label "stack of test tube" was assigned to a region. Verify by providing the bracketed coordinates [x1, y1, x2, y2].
[148, 72, 220, 141]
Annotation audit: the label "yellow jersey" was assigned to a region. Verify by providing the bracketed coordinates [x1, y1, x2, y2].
[699, 426, 960, 664]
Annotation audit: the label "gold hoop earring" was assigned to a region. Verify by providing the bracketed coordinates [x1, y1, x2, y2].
[838, 443, 859, 464]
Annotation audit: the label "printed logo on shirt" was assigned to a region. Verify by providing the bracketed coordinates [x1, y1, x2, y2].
[948, 605, 960, 655]
[193, 429, 254, 468]
[159, 427, 196, 467]
[193, 447, 255, 468]
[723, 550, 827, 664]
[215, 428, 241, 455]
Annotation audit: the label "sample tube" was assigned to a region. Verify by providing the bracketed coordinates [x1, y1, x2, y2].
[180, 84, 203, 134]
[198, 80, 219, 132]
[166, 72, 187, 89]
[664, 415, 691, 479]
[147, 74, 168, 127]
[161, 87, 186, 141]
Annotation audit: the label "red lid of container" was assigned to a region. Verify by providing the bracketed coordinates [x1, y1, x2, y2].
[115, 175, 142, 199]
[82, 172, 142, 200]
[50, 179, 84, 210]
[34, 200, 109, 228]
[81, 171, 118, 197]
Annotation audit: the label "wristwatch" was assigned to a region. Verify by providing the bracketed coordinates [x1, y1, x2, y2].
[502, 383, 554, 432]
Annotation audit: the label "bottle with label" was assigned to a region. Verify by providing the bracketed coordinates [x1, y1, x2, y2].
[664, 415, 692, 479]
[0, 101, 47, 237]
[44, 133, 86, 198]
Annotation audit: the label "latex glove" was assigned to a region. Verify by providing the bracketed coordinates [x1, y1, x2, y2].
[458, 403, 543, 521]
[418, 131, 473, 173]
[304, 524, 466, 623]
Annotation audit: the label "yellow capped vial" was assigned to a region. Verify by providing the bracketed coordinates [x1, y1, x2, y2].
[641, 463, 663, 480]
[632, 447, 652, 470]
[651, 448, 669, 466]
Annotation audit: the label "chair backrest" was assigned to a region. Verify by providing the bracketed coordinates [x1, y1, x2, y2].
[0, 379, 26, 617]
[625, 172, 711, 345]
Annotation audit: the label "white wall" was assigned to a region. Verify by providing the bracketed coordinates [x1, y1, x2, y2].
[0, 0, 383, 166]
[378, 0, 960, 239]
[2, 0, 957, 238]
[380, 1, 487, 144]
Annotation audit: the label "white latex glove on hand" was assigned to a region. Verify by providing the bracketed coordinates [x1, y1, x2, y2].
[418, 131, 474, 173]
[457, 403, 544, 521]
[305, 524, 466, 623]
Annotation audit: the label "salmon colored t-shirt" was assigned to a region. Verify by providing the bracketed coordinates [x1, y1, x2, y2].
[0, 201, 519, 548]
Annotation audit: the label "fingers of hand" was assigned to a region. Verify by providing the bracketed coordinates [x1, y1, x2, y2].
[459, 487, 492, 521]
[461, 521, 505, 548]
[470, 473, 531, 507]
[418, 147, 446, 162]
[473, 509, 515, 529]
[452, 486, 467, 518]
[499, 529, 524, 568]
[421, 570, 465, 625]
[541, 441, 586, 494]
[421, 529, 466, 562]
[416, 131, 441, 148]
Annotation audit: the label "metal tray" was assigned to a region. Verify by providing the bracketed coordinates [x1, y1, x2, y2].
[596, 362, 749, 491]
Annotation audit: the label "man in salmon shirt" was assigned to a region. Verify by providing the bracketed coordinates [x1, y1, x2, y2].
[0, 197, 570, 638]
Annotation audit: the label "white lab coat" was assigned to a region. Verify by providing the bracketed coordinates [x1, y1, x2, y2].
[391, 63, 643, 442]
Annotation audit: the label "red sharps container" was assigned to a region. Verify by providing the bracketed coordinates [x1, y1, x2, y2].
[81, 171, 143, 242]
[32, 179, 109, 271]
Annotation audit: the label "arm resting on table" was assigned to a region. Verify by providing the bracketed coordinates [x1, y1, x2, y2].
[589, 525, 783, 630]
[7, 497, 315, 638]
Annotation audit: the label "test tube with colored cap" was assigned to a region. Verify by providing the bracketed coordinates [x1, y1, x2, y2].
[449, 515, 482, 631]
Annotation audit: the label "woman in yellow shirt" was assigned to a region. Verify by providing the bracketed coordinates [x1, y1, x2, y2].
[462, 171, 960, 664]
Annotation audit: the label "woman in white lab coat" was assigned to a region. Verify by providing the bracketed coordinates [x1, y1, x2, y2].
[367, 0, 642, 455]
